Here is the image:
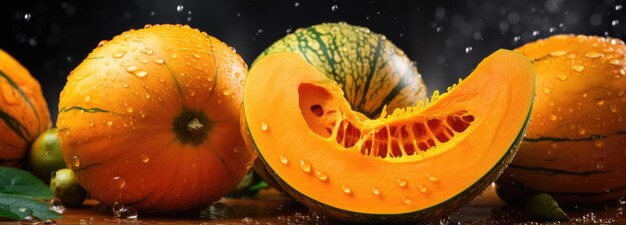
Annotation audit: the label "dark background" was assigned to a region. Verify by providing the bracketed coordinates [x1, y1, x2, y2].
[1, 0, 624, 122]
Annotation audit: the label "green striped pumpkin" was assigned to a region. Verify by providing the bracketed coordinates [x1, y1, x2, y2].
[257, 22, 427, 118]
[0, 49, 51, 168]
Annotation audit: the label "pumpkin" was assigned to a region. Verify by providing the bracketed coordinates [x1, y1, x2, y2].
[496, 35, 626, 205]
[56, 24, 256, 212]
[247, 22, 428, 190]
[242, 48, 534, 222]
[0, 49, 51, 168]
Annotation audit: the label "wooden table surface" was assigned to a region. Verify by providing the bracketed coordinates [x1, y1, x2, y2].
[2, 186, 625, 224]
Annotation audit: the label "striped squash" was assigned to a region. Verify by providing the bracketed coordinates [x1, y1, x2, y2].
[257, 22, 427, 118]
[496, 35, 626, 205]
[0, 49, 51, 168]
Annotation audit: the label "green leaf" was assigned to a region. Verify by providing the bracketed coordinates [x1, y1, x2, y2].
[0, 194, 60, 220]
[0, 166, 53, 199]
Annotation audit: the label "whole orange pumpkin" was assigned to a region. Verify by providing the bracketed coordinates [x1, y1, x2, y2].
[0, 49, 51, 168]
[56, 24, 256, 212]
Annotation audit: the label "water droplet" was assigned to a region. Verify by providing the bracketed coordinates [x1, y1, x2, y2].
[24, 13, 31, 21]
[222, 89, 231, 96]
[241, 217, 254, 223]
[596, 99, 605, 106]
[112, 52, 125, 58]
[609, 59, 621, 66]
[19, 216, 42, 224]
[112, 176, 126, 189]
[532, 30, 540, 37]
[19, 207, 33, 215]
[571, 65, 585, 72]
[465, 46, 473, 54]
[550, 50, 567, 56]
[125, 66, 137, 72]
[122, 84, 129, 88]
[331, 5, 338, 12]
[584, 51, 602, 59]
[341, 185, 352, 195]
[84, 95, 91, 102]
[261, 122, 269, 131]
[556, 74, 568, 80]
[513, 36, 521, 42]
[48, 198, 66, 214]
[294, 2, 300, 7]
[543, 87, 551, 94]
[612, 20, 620, 26]
[617, 5, 623, 10]
[154, 58, 164, 64]
[418, 184, 428, 193]
[371, 187, 381, 196]
[193, 53, 201, 59]
[279, 155, 288, 165]
[172, 54, 178, 59]
[176, 5, 184, 12]
[299, 160, 311, 173]
[113, 203, 138, 220]
[425, 174, 438, 183]
[126, 106, 134, 113]
[596, 162, 605, 169]
[401, 196, 412, 204]
[140, 154, 149, 163]
[593, 139, 604, 147]
[315, 171, 328, 181]
[550, 114, 558, 121]
[71, 156, 80, 168]
[578, 127, 586, 135]
[609, 104, 618, 113]
[395, 178, 408, 188]
[132, 70, 148, 77]
[98, 40, 108, 47]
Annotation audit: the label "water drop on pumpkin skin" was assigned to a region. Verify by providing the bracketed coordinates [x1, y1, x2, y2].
[425, 174, 438, 183]
[139, 154, 149, 163]
[395, 178, 408, 188]
[596, 99, 605, 106]
[419, 184, 428, 193]
[571, 65, 585, 72]
[71, 156, 80, 168]
[154, 58, 164, 64]
[578, 127, 586, 135]
[98, 40, 108, 47]
[261, 122, 269, 131]
[584, 51, 602, 58]
[84, 95, 91, 102]
[401, 196, 412, 204]
[315, 171, 328, 181]
[372, 187, 381, 196]
[279, 155, 288, 165]
[299, 160, 311, 173]
[610, 104, 618, 113]
[126, 107, 134, 113]
[593, 139, 604, 147]
[550, 50, 566, 56]
[112, 176, 126, 189]
[543, 87, 551, 94]
[609, 59, 621, 66]
[341, 185, 352, 195]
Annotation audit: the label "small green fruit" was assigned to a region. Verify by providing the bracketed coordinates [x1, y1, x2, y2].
[50, 168, 87, 208]
[525, 193, 570, 221]
[28, 128, 65, 182]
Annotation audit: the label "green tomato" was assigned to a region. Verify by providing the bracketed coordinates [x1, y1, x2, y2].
[28, 128, 66, 182]
[50, 168, 87, 208]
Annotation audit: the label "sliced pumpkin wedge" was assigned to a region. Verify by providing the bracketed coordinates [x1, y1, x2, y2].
[242, 49, 534, 222]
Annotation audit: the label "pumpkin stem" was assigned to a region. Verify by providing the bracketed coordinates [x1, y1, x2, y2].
[173, 109, 211, 146]
[186, 117, 204, 134]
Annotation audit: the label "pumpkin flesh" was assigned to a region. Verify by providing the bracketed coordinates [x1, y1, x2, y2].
[243, 49, 534, 220]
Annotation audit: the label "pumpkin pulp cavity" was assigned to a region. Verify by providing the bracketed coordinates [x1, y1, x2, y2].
[173, 109, 212, 146]
[299, 83, 475, 159]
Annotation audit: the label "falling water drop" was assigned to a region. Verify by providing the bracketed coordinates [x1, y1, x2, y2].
[331, 5, 339, 12]
[176, 5, 184, 13]
[612, 20, 620, 26]
[24, 13, 31, 21]
[465, 46, 473, 54]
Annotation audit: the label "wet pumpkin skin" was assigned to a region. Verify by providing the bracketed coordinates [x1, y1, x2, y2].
[497, 35, 626, 205]
[0, 49, 51, 168]
[57, 24, 256, 212]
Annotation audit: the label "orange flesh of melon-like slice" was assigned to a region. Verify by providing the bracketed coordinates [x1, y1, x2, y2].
[243, 49, 534, 215]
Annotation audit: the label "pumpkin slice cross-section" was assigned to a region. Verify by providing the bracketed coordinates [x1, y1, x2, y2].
[242, 49, 534, 222]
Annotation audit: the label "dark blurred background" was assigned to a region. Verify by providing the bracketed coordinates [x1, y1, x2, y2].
[1, 0, 624, 122]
